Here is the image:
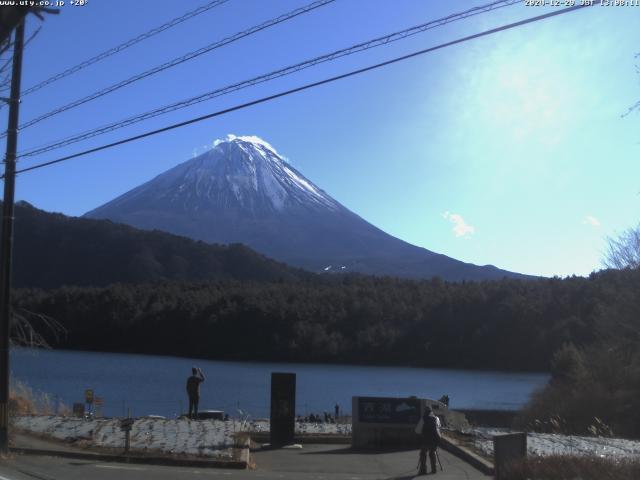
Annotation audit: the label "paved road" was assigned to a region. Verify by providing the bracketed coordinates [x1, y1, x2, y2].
[0, 444, 490, 480]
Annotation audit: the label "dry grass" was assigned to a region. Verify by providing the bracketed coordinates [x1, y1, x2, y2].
[9, 381, 37, 416]
[9, 381, 68, 417]
[501, 455, 640, 480]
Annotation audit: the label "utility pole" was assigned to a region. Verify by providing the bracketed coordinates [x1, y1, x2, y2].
[0, 17, 25, 454]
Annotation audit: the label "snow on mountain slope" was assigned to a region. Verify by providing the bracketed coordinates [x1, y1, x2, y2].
[85, 135, 529, 281]
[102, 135, 338, 215]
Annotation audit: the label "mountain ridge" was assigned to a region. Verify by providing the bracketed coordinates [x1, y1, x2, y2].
[85, 135, 533, 281]
[10, 200, 308, 288]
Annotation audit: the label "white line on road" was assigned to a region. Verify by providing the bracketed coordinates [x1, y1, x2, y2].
[95, 465, 147, 471]
[0, 475, 15, 480]
[95, 464, 234, 476]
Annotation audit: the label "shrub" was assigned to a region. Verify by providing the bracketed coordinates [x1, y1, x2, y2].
[516, 341, 640, 438]
[9, 381, 37, 416]
[9, 381, 68, 417]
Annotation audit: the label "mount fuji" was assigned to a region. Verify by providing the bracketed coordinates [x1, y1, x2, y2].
[85, 135, 527, 281]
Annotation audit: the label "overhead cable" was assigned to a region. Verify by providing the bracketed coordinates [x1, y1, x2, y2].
[16, 0, 230, 97]
[6, 0, 336, 137]
[10, 3, 596, 177]
[18, 0, 520, 159]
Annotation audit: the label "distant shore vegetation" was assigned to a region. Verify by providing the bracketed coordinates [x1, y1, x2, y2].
[12, 264, 640, 438]
[13, 267, 639, 372]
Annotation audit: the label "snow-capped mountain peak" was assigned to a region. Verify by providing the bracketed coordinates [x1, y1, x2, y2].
[204, 134, 339, 212]
[213, 134, 281, 158]
[85, 135, 529, 281]
[95, 135, 339, 215]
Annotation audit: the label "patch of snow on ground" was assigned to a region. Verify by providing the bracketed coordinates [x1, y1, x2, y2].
[247, 419, 351, 436]
[471, 428, 640, 459]
[20, 416, 639, 460]
[13, 416, 352, 458]
[14, 416, 241, 458]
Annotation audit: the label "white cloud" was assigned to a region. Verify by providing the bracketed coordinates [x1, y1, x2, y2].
[442, 211, 475, 237]
[212, 134, 281, 155]
[212, 134, 236, 148]
[582, 215, 601, 227]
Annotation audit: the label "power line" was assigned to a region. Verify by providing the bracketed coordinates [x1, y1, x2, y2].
[5, 0, 336, 137]
[9, 2, 596, 178]
[0, 26, 41, 90]
[17, 0, 521, 159]
[10, 0, 230, 97]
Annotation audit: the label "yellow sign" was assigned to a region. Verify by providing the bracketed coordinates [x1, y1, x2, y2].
[84, 389, 94, 404]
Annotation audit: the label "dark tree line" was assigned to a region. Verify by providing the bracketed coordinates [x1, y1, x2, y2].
[10, 201, 308, 288]
[13, 268, 640, 372]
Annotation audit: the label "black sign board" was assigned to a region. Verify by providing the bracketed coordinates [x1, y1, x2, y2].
[358, 397, 421, 424]
[120, 418, 135, 432]
[72, 403, 85, 417]
[270, 372, 296, 446]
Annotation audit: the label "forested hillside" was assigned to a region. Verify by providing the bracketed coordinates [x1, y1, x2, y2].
[14, 268, 640, 371]
[11, 201, 307, 288]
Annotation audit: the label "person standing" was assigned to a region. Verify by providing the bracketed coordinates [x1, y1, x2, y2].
[186, 367, 205, 419]
[418, 405, 441, 475]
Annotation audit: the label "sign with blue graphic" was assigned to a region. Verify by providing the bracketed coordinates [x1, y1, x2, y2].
[358, 397, 421, 424]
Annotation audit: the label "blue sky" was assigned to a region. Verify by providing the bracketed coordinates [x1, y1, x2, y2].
[4, 0, 639, 277]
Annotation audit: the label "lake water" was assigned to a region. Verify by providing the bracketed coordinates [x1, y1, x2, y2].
[10, 348, 549, 419]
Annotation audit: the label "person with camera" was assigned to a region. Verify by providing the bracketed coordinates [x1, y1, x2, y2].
[186, 366, 206, 419]
[417, 405, 441, 475]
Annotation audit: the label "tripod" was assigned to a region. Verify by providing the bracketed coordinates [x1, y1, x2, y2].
[417, 447, 444, 474]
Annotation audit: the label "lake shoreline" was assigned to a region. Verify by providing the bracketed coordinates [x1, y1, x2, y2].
[20, 345, 551, 376]
[11, 348, 550, 419]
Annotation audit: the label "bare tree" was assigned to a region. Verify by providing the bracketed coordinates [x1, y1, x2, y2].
[11, 309, 65, 349]
[604, 224, 640, 270]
